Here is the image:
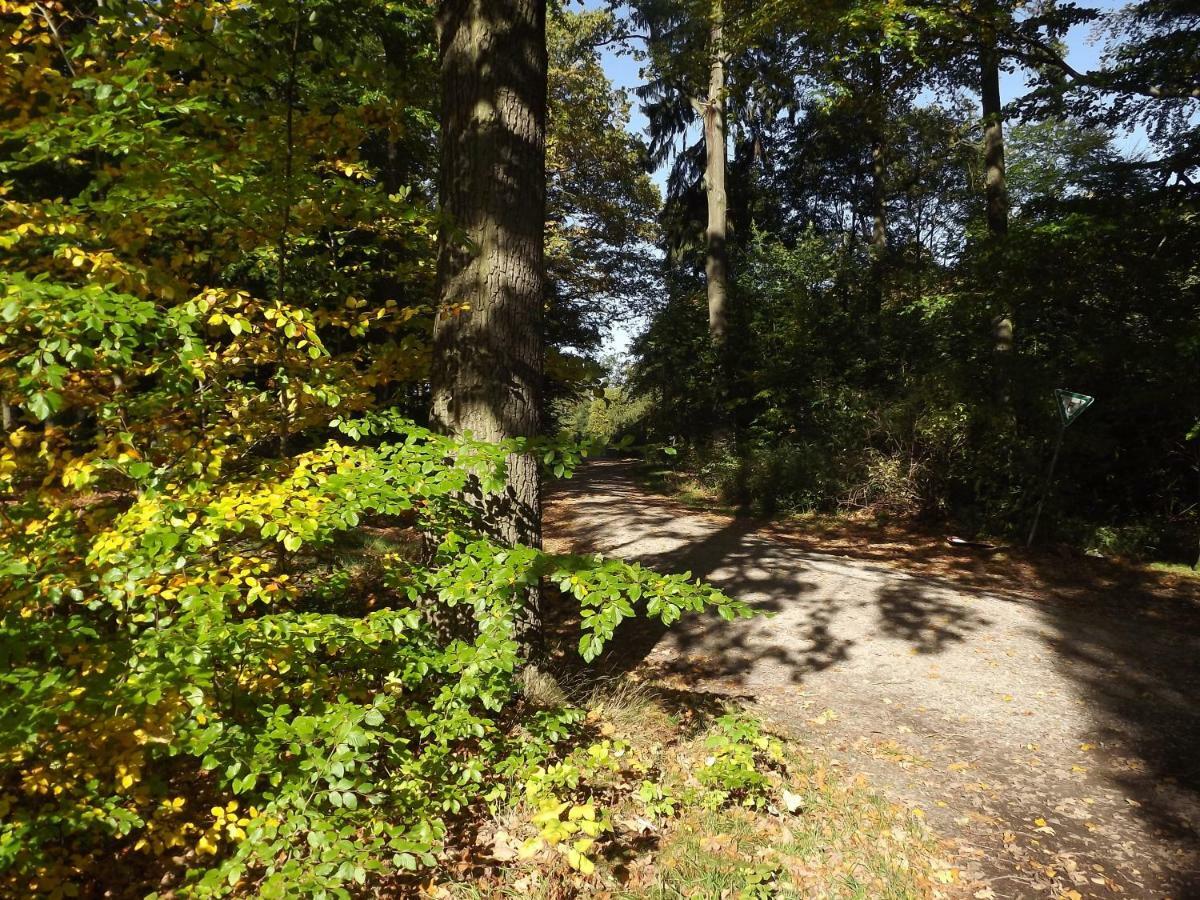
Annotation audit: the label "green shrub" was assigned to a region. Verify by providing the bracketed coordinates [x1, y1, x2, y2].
[0, 415, 751, 897]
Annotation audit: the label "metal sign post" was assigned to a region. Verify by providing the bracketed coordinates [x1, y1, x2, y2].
[1026, 389, 1094, 547]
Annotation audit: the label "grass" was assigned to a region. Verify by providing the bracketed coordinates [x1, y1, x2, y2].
[1146, 561, 1200, 580]
[638, 465, 737, 515]
[439, 679, 944, 899]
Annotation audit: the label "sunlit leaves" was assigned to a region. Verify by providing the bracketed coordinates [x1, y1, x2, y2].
[0, 413, 750, 895]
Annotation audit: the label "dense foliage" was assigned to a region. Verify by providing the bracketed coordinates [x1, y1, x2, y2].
[1, 0, 1196, 894]
[605, 0, 1200, 558]
[0, 1, 733, 895]
[0, 412, 750, 895]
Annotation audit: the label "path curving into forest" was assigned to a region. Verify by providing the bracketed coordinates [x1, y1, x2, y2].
[545, 459, 1200, 899]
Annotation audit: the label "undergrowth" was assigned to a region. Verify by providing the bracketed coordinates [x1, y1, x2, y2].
[0, 416, 753, 898]
[439, 681, 944, 899]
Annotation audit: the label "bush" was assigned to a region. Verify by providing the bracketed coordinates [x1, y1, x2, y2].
[554, 385, 652, 448]
[1082, 523, 1163, 560]
[0, 415, 751, 897]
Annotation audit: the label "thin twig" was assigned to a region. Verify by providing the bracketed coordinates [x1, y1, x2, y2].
[35, 2, 75, 76]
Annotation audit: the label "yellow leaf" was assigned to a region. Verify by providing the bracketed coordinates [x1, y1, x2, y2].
[517, 836, 544, 859]
[933, 867, 958, 884]
[566, 848, 595, 875]
[568, 804, 595, 822]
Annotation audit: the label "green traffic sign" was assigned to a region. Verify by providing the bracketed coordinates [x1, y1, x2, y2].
[1055, 389, 1094, 427]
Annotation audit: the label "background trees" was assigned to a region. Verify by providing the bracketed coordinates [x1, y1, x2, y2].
[0, 0, 1197, 893]
[600, 0, 1199, 556]
[544, 8, 661, 392]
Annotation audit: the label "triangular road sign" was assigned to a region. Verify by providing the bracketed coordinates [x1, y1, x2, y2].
[1055, 389, 1094, 427]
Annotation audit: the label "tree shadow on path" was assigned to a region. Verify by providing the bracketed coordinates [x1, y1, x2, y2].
[546, 459, 1200, 896]
[550, 459, 989, 689]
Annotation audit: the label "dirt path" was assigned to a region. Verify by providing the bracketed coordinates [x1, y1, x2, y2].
[545, 460, 1200, 899]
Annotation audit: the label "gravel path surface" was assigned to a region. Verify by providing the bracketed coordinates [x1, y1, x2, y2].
[545, 460, 1200, 899]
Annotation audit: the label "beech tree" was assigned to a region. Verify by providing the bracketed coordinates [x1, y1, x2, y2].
[430, 0, 548, 647]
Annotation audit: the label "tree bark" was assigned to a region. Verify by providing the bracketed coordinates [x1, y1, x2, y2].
[431, 0, 547, 651]
[869, 129, 887, 264]
[866, 50, 888, 343]
[703, 0, 729, 348]
[981, 0, 1013, 404]
[980, 7, 1009, 237]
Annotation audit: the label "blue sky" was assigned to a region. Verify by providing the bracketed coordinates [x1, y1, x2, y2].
[580, 0, 1139, 354]
[583, 0, 1143, 187]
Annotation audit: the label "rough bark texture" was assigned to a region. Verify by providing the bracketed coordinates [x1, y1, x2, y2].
[431, 0, 547, 648]
[703, 2, 729, 347]
[869, 133, 888, 262]
[981, 1, 1014, 403]
[980, 23, 1009, 237]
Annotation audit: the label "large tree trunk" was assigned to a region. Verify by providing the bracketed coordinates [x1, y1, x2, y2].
[981, 0, 1013, 404]
[431, 0, 547, 651]
[703, 0, 729, 347]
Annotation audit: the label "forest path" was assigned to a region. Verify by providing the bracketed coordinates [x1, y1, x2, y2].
[545, 459, 1200, 900]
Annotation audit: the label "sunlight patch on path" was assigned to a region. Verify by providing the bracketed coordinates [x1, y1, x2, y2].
[546, 460, 1200, 898]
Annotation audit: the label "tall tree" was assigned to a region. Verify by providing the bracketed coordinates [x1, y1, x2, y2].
[979, 0, 1009, 237]
[701, 0, 730, 346]
[630, 0, 738, 350]
[866, 47, 889, 337]
[430, 0, 548, 648]
[978, 0, 1013, 405]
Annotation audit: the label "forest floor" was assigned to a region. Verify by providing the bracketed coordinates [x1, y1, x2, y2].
[545, 459, 1200, 900]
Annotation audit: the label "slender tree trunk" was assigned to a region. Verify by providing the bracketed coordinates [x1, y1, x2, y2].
[866, 51, 888, 347]
[869, 131, 887, 265]
[431, 0, 547, 652]
[981, 0, 1013, 404]
[981, 15, 1008, 237]
[703, 0, 729, 347]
